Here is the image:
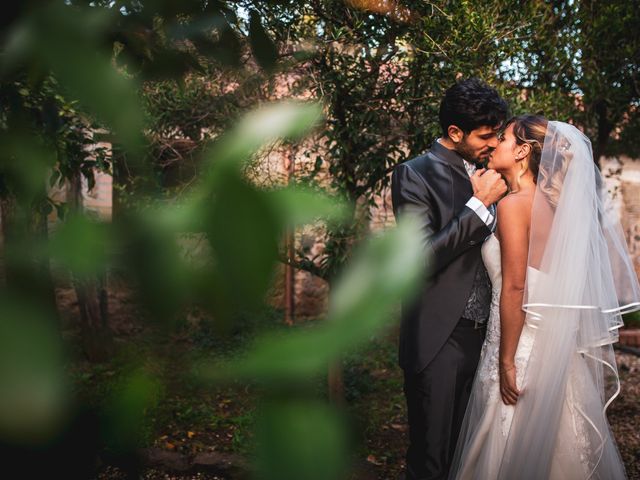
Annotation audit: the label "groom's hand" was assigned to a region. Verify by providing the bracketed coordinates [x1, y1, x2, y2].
[471, 168, 507, 207]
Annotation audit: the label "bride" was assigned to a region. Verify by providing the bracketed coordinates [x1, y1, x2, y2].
[449, 116, 640, 479]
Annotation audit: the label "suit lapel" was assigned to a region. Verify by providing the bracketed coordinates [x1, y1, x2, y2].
[430, 140, 469, 179]
[430, 141, 473, 212]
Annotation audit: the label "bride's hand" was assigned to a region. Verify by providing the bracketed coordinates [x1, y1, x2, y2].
[500, 364, 520, 405]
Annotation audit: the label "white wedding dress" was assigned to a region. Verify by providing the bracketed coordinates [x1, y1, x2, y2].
[450, 121, 635, 480]
[450, 233, 608, 479]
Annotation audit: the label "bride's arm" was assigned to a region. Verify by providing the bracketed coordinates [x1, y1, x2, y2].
[497, 195, 530, 405]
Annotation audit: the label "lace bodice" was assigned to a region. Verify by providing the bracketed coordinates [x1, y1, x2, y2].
[481, 233, 502, 314]
[481, 233, 502, 289]
[480, 234, 543, 339]
[478, 233, 537, 436]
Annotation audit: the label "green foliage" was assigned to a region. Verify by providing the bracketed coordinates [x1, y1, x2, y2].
[255, 401, 350, 480]
[102, 369, 163, 452]
[249, 0, 640, 281]
[196, 216, 425, 384]
[0, 295, 68, 444]
[1, 1, 637, 478]
[49, 214, 110, 278]
[623, 310, 640, 329]
[0, 4, 427, 478]
[188, 305, 286, 353]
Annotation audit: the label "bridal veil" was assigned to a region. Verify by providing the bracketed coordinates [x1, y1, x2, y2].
[498, 121, 640, 479]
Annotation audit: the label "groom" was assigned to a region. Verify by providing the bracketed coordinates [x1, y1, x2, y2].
[391, 78, 508, 480]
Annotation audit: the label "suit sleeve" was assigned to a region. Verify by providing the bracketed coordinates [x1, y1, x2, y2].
[391, 162, 491, 274]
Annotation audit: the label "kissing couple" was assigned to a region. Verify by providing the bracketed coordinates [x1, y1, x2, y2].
[391, 78, 640, 480]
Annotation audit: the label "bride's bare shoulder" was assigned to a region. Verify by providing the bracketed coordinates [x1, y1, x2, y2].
[495, 188, 535, 245]
[496, 190, 533, 217]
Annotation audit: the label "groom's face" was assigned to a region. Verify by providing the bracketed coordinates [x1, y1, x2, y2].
[453, 125, 501, 165]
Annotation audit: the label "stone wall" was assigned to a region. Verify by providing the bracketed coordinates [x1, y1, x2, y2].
[603, 157, 640, 279]
[282, 156, 640, 320]
[621, 179, 640, 278]
[36, 151, 640, 323]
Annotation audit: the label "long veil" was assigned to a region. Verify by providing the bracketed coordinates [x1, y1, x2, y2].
[497, 121, 640, 479]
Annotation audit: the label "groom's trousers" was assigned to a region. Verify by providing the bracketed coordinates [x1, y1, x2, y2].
[403, 317, 485, 480]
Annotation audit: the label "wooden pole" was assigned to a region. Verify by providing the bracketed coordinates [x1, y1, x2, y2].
[284, 150, 295, 326]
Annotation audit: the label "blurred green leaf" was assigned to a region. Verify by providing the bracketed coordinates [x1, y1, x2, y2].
[0, 132, 54, 203]
[266, 186, 349, 228]
[122, 101, 331, 327]
[7, 4, 147, 157]
[255, 401, 349, 480]
[49, 214, 109, 278]
[196, 215, 426, 382]
[102, 369, 162, 452]
[164, 101, 324, 236]
[205, 172, 280, 316]
[118, 216, 190, 324]
[0, 296, 69, 444]
[202, 101, 323, 176]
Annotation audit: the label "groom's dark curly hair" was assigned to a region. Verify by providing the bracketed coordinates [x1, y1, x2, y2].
[439, 78, 509, 136]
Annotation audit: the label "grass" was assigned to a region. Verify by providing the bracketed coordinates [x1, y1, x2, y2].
[342, 330, 407, 477]
[66, 296, 640, 480]
[65, 290, 408, 477]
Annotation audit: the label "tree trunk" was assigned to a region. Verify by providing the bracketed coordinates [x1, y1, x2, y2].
[1, 194, 60, 328]
[69, 172, 113, 362]
[0, 195, 19, 288]
[32, 204, 60, 326]
[328, 360, 344, 406]
[284, 150, 296, 326]
[111, 146, 125, 226]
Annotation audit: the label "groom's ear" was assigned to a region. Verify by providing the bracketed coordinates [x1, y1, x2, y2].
[447, 125, 464, 143]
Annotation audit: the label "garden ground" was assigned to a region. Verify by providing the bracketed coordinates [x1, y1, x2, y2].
[57, 283, 639, 480]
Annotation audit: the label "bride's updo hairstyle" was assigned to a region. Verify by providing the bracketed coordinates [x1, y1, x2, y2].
[505, 114, 548, 185]
[506, 115, 572, 208]
[510, 114, 581, 208]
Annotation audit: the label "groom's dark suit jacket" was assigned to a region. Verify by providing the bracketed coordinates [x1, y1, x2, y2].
[391, 141, 492, 374]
